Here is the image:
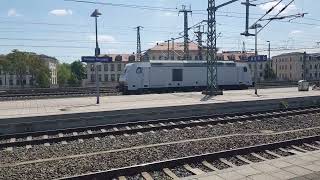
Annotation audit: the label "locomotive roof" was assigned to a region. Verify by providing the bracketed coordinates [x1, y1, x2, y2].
[149, 60, 235, 64]
[148, 60, 237, 67]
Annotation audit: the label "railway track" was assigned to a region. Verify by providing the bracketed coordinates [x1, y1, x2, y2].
[2, 106, 320, 179]
[1, 105, 320, 150]
[0, 87, 119, 100]
[58, 135, 320, 180]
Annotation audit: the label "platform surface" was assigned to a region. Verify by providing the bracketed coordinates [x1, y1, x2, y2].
[182, 149, 320, 180]
[0, 87, 319, 119]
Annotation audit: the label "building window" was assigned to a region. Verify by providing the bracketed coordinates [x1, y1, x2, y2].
[310, 65, 312, 70]
[115, 55, 122, 61]
[315, 73, 318, 78]
[310, 73, 313, 79]
[195, 56, 198, 60]
[117, 74, 120, 82]
[111, 64, 115, 71]
[90, 64, 94, 72]
[260, 72, 263, 77]
[104, 74, 108, 82]
[248, 64, 252, 69]
[111, 74, 115, 82]
[16, 80, 20, 85]
[97, 65, 102, 71]
[315, 65, 318, 69]
[171, 56, 174, 60]
[285, 65, 287, 70]
[99, 74, 102, 82]
[9, 79, 13, 85]
[0, 78, 2, 86]
[23, 79, 26, 85]
[152, 56, 156, 60]
[117, 64, 121, 71]
[290, 65, 292, 70]
[90, 74, 95, 82]
[104, 64, 108, 71]
[259, 64, 263, 70]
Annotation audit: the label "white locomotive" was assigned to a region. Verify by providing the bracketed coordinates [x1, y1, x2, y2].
[119, 60, 252, 94]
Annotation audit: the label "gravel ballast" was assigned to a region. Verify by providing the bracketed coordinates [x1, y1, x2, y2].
[0, 129, 319, 180]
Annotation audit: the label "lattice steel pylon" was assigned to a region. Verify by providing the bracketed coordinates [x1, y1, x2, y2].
[179, 5, 192, 60]
[135, 26, 143, 61]
[194, 25, 204, 60]
[205, 0, 222, 95]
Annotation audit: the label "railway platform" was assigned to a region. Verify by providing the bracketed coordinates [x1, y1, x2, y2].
[1, 87, 320, 134]
[0, 87, 319, 120]
[182, 149, 320, 180]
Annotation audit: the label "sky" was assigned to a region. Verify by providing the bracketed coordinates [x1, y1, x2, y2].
[0, 0, 320, 63]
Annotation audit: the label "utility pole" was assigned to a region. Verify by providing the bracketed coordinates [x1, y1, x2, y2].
[303, 51, 307, 80]
[194, 25, 204, 60]
[171, 38, 175, 60]
[267, 40, 271, 80]
[135, 26, 143, 61]
[165, 39, 171, 60]
[245, 0, 299, 95]
[241, 0, 256, 36]
[179, 5, 192, 60]
[242, 41, 246, 53]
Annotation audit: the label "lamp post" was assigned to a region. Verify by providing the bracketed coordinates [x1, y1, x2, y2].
[91, 9, 102, 104]
[249, 23, 262, 96]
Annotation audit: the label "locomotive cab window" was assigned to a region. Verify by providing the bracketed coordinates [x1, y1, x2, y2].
[172, 69, 183, 81]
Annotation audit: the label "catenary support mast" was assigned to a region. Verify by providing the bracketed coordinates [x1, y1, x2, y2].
[179, 5, 192, 60]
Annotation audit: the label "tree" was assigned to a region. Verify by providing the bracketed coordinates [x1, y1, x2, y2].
[57, 63, 71, 87]
[37, 70, 50, 88]
[0, 56, 11, 86]
[68, 73, 79, 87]
[264, 63, 277, 80]
[6, 50, 28, 88]
[71, 61, 86, 79]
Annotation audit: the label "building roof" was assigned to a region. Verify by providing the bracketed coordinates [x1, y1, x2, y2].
[99, 54, 136, 62]
[272, 52, 305, 58]
[148, 42, 200, 51]
[147, 42, 256, 61]
[219, 51, 255, 61]
[39, 54, 59, 63]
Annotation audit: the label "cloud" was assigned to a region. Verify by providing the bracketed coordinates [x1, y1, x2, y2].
[289, 30, 302, 35]
[162, 12, 175, 17]
[88, 35, 116, 43]
[49, 9, 73, 16]
[259, 1, 297, 15]
[7, 8, 21, 17]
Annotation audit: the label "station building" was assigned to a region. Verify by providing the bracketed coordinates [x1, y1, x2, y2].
[84, 54, 136, 87]
[272, 52, 320, 81]
[0, 54, 58, 89]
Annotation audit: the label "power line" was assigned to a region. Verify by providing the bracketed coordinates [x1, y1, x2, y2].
[64, 0, 179, 11]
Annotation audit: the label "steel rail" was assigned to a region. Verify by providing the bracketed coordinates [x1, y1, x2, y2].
[1, 105, 319, 149]
[57, 135, 320, 180]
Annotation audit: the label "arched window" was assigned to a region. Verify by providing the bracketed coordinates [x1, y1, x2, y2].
[129, 55, 136, 62]
[115, 55, 122, 62]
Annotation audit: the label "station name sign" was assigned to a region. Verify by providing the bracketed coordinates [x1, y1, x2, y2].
[247, 55, 268, 62]
[81, 56, 113, 63]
